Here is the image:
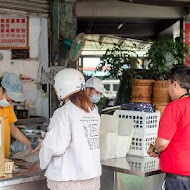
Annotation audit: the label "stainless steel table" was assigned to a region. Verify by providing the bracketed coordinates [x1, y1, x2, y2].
[101, 156, 165, 190]
[0, 160, 48, 190]
[0, 156, 164, 190]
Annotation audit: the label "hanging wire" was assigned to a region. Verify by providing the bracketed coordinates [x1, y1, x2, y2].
[87, 0, 98, 33]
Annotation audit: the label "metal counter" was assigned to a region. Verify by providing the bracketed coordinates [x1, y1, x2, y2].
[0, 156, 164, 190]
[0, 160, 48, 190]
[101, 156, 165, 190]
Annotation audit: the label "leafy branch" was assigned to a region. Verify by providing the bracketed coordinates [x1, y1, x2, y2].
[97, 43, 139, 80]
[147, 36, 190, 80]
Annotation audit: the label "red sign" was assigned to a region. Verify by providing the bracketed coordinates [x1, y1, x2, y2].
[0, 15, 28, 49]
[185, 22, 190, 66]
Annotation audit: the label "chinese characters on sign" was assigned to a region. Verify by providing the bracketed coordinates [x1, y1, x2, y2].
[0, 15, 29, 49]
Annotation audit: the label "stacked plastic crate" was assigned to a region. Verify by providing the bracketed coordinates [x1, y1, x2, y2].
[127, 155, 159, 172]
[114, 110, 160, 157]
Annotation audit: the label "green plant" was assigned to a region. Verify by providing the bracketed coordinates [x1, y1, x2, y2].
[98, 43, 153, 104]
[98, 36, 190, 104]
[98, 43, 139, 80]
[147, 36, 190, 80]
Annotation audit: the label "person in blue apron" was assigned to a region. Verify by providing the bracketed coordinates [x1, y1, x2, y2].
[148, 65, 190, 190]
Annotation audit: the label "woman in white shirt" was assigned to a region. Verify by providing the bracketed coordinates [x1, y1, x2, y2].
[39, 68, 101, 190]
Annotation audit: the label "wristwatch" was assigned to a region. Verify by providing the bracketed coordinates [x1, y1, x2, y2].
[152, 146, 160, 155]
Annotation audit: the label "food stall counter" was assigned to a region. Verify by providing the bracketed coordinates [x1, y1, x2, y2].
[0, 156, 165, 190]
[101, 156, 165, 190]
[0, 160, 48, 190]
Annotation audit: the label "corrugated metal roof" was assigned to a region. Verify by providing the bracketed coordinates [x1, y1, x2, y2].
[0, 0, 50, 17]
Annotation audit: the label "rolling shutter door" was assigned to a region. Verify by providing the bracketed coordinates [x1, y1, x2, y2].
[0, 0, 50, 18]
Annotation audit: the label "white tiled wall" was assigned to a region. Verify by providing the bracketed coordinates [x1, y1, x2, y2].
[0, 17, 49, 119]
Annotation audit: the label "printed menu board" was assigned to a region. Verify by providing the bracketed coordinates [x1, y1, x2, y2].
[0, 15, 29, 49]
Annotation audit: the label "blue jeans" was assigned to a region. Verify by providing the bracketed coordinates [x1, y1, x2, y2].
[162, 175, 190, 190]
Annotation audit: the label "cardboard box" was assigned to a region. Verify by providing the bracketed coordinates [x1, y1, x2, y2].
[0, 117, 4, 177]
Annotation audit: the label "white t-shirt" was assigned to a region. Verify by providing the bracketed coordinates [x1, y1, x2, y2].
[39, 101, 101, 181]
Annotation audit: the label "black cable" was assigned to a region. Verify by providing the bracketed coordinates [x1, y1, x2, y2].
[87, 0, 97, 33]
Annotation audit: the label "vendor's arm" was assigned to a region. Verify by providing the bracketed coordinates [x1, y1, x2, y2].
[10, 123, 31, 150]
[32, 132, 46, 153]
[8, 105, 31, 150]
[32, 138, 43, 153]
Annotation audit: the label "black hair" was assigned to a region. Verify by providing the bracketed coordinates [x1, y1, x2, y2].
[169, 65, 190, 93]
[0, 77, 2, 87]
[0, 78, 6, 93]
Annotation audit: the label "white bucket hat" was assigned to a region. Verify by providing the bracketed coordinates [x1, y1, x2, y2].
[1, 73, 25, 102]
[86, 77, 107, 93]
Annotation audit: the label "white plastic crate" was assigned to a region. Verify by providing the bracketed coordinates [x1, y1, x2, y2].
[127, 155, 159, 172]
[114, 110, 160, 134]
[128, 132, 157, 156]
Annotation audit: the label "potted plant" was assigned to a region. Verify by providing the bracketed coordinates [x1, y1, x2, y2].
[98, 36, 190, 107]
[98, 43, 154, 105]
[146, 35, 190, 114]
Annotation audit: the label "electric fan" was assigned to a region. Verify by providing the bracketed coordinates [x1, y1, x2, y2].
[41, 33, 86, 84]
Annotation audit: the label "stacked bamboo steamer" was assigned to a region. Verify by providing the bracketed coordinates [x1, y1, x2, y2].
[131, 79, 154, 103]
[131, 79, 170, 115]
[152, 80, 171, 115]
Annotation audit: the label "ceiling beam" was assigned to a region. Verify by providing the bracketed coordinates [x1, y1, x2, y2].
[78, 18, 179, 40]
[77, 0, 183, 19]
[78, 22, 155, 40]
[118, 0, 190, 7]
[156, 19, 181, 34]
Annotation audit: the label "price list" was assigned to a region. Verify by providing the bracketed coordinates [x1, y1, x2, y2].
[0, 15, 28, 49]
